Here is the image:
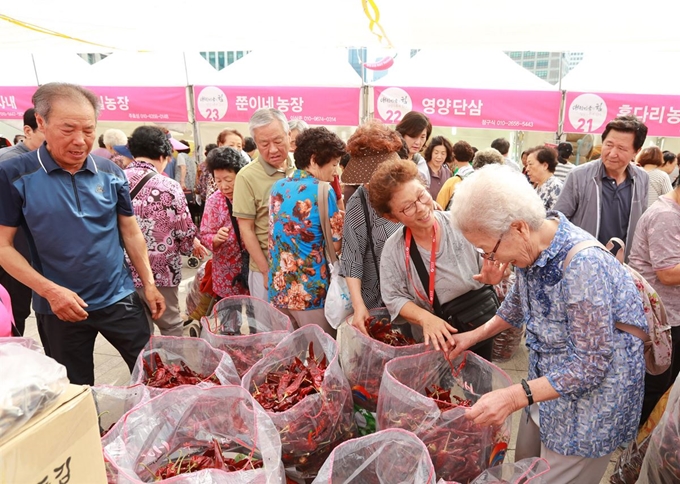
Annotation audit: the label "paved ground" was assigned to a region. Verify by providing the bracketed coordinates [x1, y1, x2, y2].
[20, 261, 620, 482]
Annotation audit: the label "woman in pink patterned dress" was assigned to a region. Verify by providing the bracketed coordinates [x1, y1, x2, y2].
[199, 147, 249, 298]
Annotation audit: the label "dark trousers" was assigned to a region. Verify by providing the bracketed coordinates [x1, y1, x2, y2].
[640, 325, 680, 426]
[37, 292, 151, 385]
[0, 267, 32, 336]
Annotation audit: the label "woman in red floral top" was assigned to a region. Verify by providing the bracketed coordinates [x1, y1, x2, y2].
[199, 147, 249, 298]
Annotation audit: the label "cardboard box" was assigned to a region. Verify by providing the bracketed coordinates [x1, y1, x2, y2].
[0, 384, 107, 484]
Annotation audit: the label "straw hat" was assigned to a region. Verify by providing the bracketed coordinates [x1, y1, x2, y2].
[341, 150, 401, 185]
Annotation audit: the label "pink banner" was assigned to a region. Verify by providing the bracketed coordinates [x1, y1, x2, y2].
[88, 86, 188, 122]
[194, 86, 360, 126]
[0, 87, 37, 120]
[564, 92, 680, 137]
[0, 86, 188, 123]
[374, 86, 561, 132]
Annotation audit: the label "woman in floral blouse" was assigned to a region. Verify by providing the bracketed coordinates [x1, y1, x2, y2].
[268, 127, 346, 336]
[199, 147, 249, 299]
[448, 164, 646, 484]
[525, 146, 563, 211]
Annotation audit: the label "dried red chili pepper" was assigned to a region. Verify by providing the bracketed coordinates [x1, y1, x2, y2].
[142, 353, 220, 389]
[151, 439, 263, 480]
[251, 342, 327, 413]
[366, 316, 417, 347]
[426, 384, 472, 411]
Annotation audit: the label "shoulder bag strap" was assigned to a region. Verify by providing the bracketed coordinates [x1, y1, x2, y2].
[403, 227, 443, 315]
[130, 171, 157, 200]
[358, 188, 380, 276]
[562, 239, 649, 343]
[318, 181, 338, 264]
[224, 197, 243, 251]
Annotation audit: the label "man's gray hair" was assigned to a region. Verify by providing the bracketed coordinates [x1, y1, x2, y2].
[288, 119, 309, 133]
[472, 148, 505, 169]
[249, 108, 289, 137]
[32, 82, 100, 121]
[103, 128, 127, 148]
[450, 164, 546, 237]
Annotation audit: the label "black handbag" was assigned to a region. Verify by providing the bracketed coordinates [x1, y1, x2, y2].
[406, 228, 498, 359]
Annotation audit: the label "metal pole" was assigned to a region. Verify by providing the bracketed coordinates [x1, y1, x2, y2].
[556, 52, 565, 142]
[183, 52, 203, 161]
[31, 53, 40, 86]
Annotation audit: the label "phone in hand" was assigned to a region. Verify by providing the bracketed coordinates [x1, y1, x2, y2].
[331, 174, 342, 201]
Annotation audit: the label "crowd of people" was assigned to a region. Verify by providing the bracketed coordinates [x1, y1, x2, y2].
[0, 82, 679, 483]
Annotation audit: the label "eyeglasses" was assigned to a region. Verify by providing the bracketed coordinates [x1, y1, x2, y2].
[475, 234, 503, 261]
[399, 190, 432, 217]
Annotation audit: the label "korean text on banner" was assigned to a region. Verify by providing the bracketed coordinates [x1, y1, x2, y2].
[194, 86, 360, 126]
[564, 91, 680, 137]
[374, 86, 561, 132]
[0, 87, 36, 120]
[88, 86, 188, 123]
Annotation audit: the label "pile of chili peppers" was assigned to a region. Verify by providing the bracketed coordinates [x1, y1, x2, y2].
[366, 316, 417, 347]
[251, 342, 326, 412]
[251, 341, 356, 477]
[426, 384, 472, 411]
[380, 353, 505, 483]
[148, 439, 262, 480]
[142, 353, 220, 389]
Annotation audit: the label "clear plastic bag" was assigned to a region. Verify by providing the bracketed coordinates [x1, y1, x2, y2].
[338, 308, 427, 412]
[129, 335, 240, 397]
[92, 384, 150, 438]
[378, 351, 513, 484]
[0, 343, 69, 437]
[609, 436, 650, 484]
[637, 374, 680, 483]
[241, 325, 357, 478]
[312, 428, 436, 483]
[0, 336, 44, 353]
[102, 385, 285, 483]
[491, 326, 524, 363]
[201, 296, 293, 377]
[186, 260, 214, 321]
[467, 457, 549, 483]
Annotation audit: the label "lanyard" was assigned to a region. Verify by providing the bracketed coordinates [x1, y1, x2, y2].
[404, 222, 438, 307]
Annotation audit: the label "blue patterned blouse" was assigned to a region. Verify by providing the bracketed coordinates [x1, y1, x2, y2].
[497, 211, 646, 458]
[268, 170, 343, 311]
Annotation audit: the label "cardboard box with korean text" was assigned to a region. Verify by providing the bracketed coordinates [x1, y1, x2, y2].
[0, 384, 107, 484]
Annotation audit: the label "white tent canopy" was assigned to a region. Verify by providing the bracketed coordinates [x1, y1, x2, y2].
[1, 1, 680, 52]
[373, 50, 557, 90]
[215, 49, 362, 87]
[561, 51, 680, 94]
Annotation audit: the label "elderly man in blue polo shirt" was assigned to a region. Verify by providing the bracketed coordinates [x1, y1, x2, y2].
[0, 83, 165, 385]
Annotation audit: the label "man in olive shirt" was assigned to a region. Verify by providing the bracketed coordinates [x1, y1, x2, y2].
[233, 108, 294, 300]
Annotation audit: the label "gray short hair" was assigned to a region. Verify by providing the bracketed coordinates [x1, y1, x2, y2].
[450, 164, 546, 236]
[288, 119, 309, 133]
[103, 128, 127, 148]
[472, 148, 505, 169]
[32, 82, 100, 121]
[249, 108, 289, 137]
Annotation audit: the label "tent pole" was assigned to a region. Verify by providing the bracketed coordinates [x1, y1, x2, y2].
[31, 54, 40, 86]
[187, 85, 203, 162]
[182, 52, 203, 161]
[556, 52, 565, 142]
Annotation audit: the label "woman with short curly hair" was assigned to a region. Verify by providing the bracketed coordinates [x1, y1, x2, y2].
[369, 158, 498, 358]
[268, 127, 346, 335]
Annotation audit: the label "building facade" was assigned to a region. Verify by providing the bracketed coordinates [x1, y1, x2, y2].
[505, 51, 571, 85]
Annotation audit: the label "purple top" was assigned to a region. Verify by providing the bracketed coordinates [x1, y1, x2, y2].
[124, 161, 196, 287]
